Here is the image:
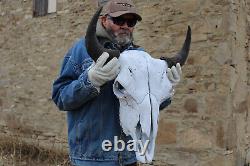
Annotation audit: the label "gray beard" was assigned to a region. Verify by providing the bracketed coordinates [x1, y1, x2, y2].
[106, 28, 133, 47]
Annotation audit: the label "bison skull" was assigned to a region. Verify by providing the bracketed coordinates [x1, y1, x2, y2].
[113, 50, 173, 162]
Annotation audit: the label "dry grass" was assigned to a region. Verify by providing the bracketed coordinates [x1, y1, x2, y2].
[0, 136, 70, 166]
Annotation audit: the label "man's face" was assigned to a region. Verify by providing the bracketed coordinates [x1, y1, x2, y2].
[101, 13, 137, 46]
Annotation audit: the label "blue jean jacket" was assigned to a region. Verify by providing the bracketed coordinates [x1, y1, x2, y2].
[52, 38, 171, 166]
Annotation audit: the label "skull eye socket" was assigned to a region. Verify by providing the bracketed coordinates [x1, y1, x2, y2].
[117, 82, 125, 91]
[113, 81, 127, 98]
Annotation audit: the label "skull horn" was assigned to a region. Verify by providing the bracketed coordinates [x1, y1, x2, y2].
[85, 7, 120, 62]
[160, 26, 191, 68]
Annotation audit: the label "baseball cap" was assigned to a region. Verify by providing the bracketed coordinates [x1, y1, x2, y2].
[102, 0, 142, 21]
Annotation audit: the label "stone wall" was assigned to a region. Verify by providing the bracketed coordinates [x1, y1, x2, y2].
[0, 0, 249, 165]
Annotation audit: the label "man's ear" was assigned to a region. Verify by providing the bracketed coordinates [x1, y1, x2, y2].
[100, 16, 108, 28]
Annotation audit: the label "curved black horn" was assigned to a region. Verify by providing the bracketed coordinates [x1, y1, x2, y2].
[160, 26, 191, 68]
[85, 7, 120, 62]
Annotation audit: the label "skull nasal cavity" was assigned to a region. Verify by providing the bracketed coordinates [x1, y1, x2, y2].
[117, 82, 125, 90]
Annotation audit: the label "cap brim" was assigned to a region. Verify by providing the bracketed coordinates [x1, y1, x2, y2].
[109, 11, 142, 21]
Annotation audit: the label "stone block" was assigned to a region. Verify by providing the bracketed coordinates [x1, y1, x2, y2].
[201, 156, 234, 166]
[184, 98, 198, 113]
[179, 128, 213, 150]
[0, 159, 3, 166]
[246, 148, 250, 164]
[205, 94, 227, 117]
[234, 100, 248, 113]
[216, 121, 225, 148]
[214, 43, 231, 65]
[192, 33, 208, 43]
[226, 120, 237, 150]
[157, 121, 177, 145]
[204, 82, 216, 91]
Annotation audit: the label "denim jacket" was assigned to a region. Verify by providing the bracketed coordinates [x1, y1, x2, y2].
[52, 38, 171, 166]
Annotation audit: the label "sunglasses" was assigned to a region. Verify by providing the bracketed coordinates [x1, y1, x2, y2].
[107, 15, 137, 27]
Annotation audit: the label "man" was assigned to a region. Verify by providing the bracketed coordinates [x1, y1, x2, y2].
[52, 0, 182, 165]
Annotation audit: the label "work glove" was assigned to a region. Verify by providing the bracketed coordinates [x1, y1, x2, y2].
[167, 63, 182, 86]
[88, 52, 121, 88]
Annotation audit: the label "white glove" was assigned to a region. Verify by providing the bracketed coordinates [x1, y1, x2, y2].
[88, 52, 121, 88]
[167, 63, 182, 86]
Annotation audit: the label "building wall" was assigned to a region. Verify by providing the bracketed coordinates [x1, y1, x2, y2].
[0, 0, 249, 165]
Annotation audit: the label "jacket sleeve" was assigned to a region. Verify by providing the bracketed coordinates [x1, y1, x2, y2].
[52, 39, 99, 111]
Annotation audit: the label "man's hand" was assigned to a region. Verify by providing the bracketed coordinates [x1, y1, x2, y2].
[167, 63, 182, 86]
[88, 52, 121, 87]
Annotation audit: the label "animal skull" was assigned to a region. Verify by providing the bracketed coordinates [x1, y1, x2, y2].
[113, 50, 173, 162]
